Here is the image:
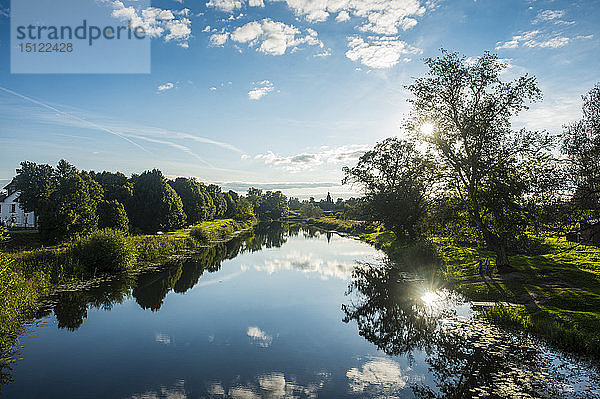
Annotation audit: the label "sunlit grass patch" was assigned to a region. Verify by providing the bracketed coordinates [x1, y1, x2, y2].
[441, 233, 600, 357]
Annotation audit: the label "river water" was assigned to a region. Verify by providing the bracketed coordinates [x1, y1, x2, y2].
[2, 224, 599, 398]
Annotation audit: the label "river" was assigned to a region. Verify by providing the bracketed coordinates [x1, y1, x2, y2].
[1, 223, 599, 398]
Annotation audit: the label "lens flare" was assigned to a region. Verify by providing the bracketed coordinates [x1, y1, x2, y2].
[419, 122, 434, 135]
[421, 291, 439, 306]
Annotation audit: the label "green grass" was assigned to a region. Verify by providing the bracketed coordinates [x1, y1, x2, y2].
[440, 234, 600, 357]
[3, 219, 254, 289]
[304, 217, 380, 235]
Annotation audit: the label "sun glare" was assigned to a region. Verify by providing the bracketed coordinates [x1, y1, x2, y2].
[421, 291, 439, 306]
[419, 122, 434, 135]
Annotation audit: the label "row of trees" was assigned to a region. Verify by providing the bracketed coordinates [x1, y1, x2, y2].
[343, 50, 599, 268]
[13, 163, 289, 243]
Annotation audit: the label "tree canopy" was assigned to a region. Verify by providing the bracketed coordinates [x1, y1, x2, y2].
[127, 169, 187, 233]
[562, 83, 600, 214]
[343, 137, 428, 238]
[405, 50, 552, 266]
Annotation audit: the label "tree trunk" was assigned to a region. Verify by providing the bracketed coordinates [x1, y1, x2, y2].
[494, 244, 512, 273]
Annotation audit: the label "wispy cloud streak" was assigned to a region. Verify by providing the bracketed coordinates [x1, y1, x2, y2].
[0, 86, 148, 152]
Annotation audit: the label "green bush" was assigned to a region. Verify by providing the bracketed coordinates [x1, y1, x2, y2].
[70, 229, 135, 273]
[190, 226, 209, 243]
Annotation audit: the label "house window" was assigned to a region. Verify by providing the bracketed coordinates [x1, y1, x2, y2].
[11, 204, 16, 213]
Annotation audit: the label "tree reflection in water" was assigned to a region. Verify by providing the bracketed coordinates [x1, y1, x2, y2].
[43, 222, 292, 330]
[342, 259, 591, 398]
[342, 260, 448, 356]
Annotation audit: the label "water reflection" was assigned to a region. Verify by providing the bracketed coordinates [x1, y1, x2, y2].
[346, 356, 413, 396]
[342, 259, 600, 398]
[3, 224, 599, 398]
[342, 260, 449, 356]
[204, 372, 329, 399]
[46, 223, 297, 328]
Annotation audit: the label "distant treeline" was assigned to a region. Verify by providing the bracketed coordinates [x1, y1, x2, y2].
[11, 161, 291, 244]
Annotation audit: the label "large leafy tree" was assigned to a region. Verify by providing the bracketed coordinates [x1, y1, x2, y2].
[562, 84, 600, 214]
[246, 187, 263, 211]
[90, 171, 133, 204]
[128, 169, 186, 233]
[232, 196, 255, 221]
[406, 50, 553, 267]
[343, 137, 428, 238]
[257, 191, 289, 220]
[206, 184, 227, 218]
[97, 200, 129, 232]
[14, 160, 103, 243]
[169, 177, 214, 224]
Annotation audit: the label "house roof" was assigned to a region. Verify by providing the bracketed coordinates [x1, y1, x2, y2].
[0, 193, 6, 202]
[3, 180, 15, 190]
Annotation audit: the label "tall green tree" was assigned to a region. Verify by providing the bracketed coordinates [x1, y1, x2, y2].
[207, 184, 227, 218]
[169, 177, 214, 224]
[406, 50, 552, 267]
[257, 191, 289, 220]
[232, 196, 255, 221]
[14, 160, 102, 243]
[562, 83, 600, 214]
[247, 187, 263, 211]
[90, 171, 133, 204]
[97, 200, 129, 232]
[343, 138, 428, 238]
[128, 169, 186, 233]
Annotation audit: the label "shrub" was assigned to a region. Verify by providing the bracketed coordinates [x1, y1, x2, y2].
[70, 229, 135, 273]
[190, 226, 209, 243]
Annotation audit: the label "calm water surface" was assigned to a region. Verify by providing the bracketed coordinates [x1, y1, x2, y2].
[2, 224, 599, 398]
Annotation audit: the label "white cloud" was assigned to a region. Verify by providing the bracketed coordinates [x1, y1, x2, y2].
[107, 1, 191, 47]
[227, 19, 322, 55]
[314, 48, 332, 57]
[129, 380, 187, 399]
[211, 373, 327, 399]
[336, 10, 351, 22]
[496, 26, 592, 50]
[533, 9, 565, 24]
[209, 32, 230, 46]
[249, 0, 265, 6]
[157, 82, 175, 91]
[345, 35, 420, 69]
[254, 144, 369, 172]
[155, 333, 172, 344]
[347, 357, 409, 394]
[276, 0, 425, 35]
[206, 0, 244, 12]
[248, 80, 275, 100]
[255, 252, 356, 279]
[514, 93, 582, 133]
[247, 326, 273, 347]
[528, 36, 570, 48]
[495, 30, 540, 49]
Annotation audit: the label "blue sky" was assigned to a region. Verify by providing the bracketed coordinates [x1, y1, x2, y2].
[0, 0, 598, 198]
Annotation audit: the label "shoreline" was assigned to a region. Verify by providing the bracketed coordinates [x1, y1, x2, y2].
[301, 216, 600, 359]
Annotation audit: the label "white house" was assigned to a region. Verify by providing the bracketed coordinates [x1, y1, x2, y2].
[0, 181, 36, 228]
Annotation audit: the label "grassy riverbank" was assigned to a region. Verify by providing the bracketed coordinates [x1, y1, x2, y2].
[4, 219, 254, 280]
[304, 216, 600, 358]
[440, 236, 600, 357]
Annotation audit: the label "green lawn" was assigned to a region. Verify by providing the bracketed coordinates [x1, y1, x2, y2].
[440, 235, 600, 357]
